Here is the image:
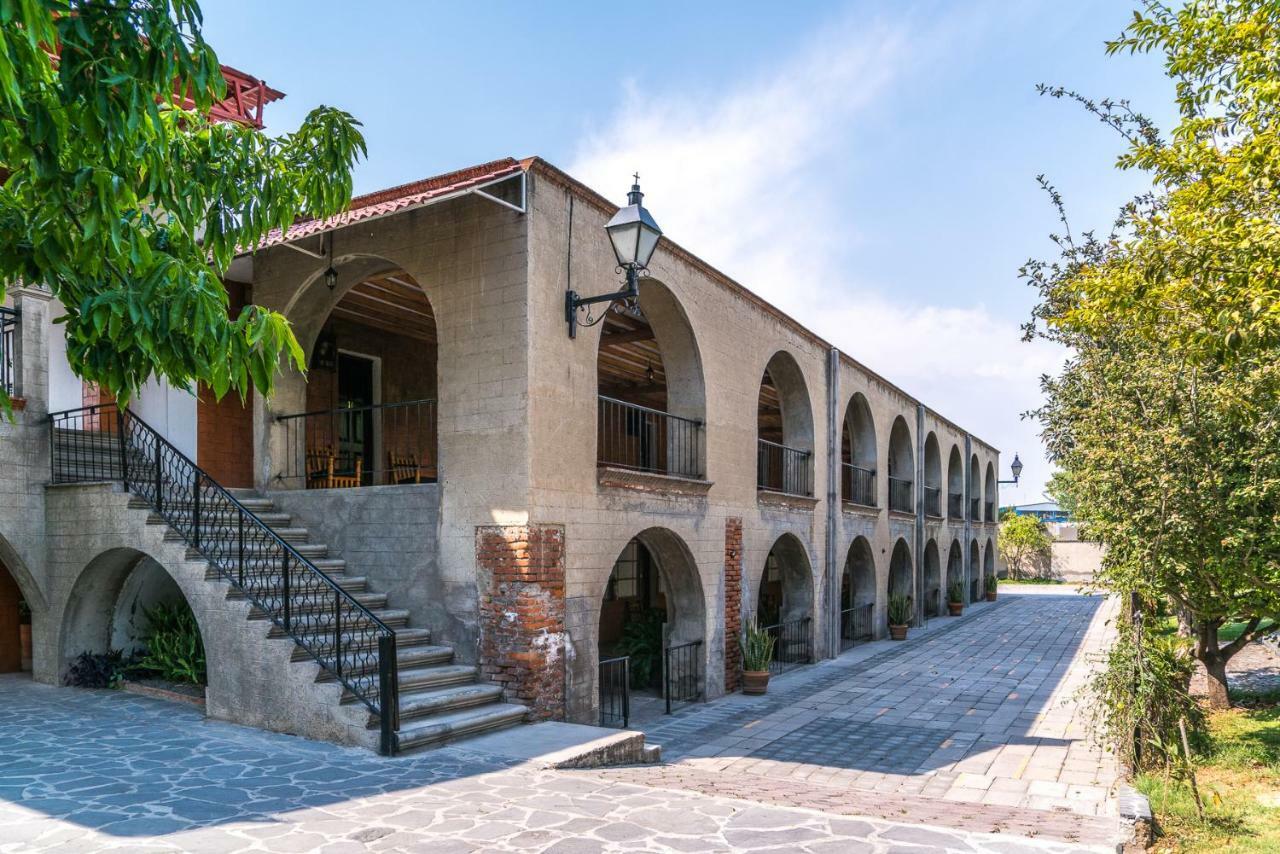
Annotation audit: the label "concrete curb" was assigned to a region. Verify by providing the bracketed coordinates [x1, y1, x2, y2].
[1116, 784, 1154, 851]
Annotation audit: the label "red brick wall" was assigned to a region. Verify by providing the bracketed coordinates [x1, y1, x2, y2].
[196, 281, 254, 488]
[476, 524, 566, 720]
[724, 517, 743, 692]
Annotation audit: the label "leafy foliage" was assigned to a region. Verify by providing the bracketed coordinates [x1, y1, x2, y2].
[739, 619, 776, 672]
[947, 580, 965, 604]
[985, 573, 998, 593]
[131, 600, 206, 685]
[64, 649, 125, 689]
[618, 608, 664, 690]
[998, 514, 1053, 580]
[887, 594, 912, 627]
[0, 1, 366, 410]
[1026, 0, 1280, 709]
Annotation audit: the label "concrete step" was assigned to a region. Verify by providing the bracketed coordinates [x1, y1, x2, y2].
[209, 556, 351, 583]
[248, 592, 387, 618]
[318, 643, 453, 682]
[186, 541, 328, 560]
[267, 608, 409, 638]
[226, 574, 368, 597]
[289, 627, 433, 662]
[166, 526, 310, 546]
[393, 704, 529, 754]
[149, 510, 294, 528]
[366, 682, 504, 725]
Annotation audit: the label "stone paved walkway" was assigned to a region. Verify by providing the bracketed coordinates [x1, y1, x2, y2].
[596, 589, 1122, 846]
[0, 676, 1108, 853]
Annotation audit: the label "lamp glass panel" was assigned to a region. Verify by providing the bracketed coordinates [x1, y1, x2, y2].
[636, 226, 660, 268]
[608, 221, 641, 266]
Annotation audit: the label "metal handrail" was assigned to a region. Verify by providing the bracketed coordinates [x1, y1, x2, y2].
[757, 438, 814, 497]
[49, 403, 401, 754]
[596, 394, 703, 428]
[841, 463, 876, 507]
[597, 395, 704, 478]
[275, 397, 437, 422]
[888, 475, 913, 513]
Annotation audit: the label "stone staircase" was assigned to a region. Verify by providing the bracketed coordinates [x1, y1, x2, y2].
[131, 490, 528, 753]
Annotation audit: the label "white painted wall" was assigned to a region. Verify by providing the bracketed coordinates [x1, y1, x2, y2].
[45, 299, 82, 413]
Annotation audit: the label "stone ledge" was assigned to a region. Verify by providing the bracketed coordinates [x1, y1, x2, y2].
[757, 490, 820, 512]
[840, 500, 880, 518]
[597, 466, 713, 497]
[887, 509, 915, 522]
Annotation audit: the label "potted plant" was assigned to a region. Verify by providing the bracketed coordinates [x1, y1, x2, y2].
[18, 600, 31, 672]
[947, 581, 965, 617]
[888, 594, 911, 641]
[739, 620, 776, 695]
[985, 574, 998, 602]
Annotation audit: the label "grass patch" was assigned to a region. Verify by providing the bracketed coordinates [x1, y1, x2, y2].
[998, 577, 1067, 585]
[1140, 697, 1280, 852]
[1219, 619, 1278, 644]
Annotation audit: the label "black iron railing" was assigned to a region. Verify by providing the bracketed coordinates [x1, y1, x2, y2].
[970, 497, 981, 521]
[924, 486, 941, 517]
[970, 575, 981, 603]
[888, 476, 913, 513]
[924, 586, 941, 618]
[276, 399, 437, 487]
[757, 439, 813, 497]
[762, 617, 812, 674]
[841, 463, 876, 507]
[839, 603, 874, 651]
[0, 306, 17, 397]
[597, 395, 703, 478]
[985, 500, 995, 522]
[50, 404, 401, 754]
[664, 639, 703, 714]
[599, 655, 630, 728]
[948, 492, 963, 518]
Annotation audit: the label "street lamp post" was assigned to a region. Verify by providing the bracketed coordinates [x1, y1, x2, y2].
[565, 176, 663, 338]
[997, 453, 1023, 485]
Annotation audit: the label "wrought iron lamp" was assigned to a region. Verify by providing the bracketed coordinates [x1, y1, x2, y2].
[323, 232, 338, 291]
[566, 175, 663, 338]
[997, 454, 1023, 485]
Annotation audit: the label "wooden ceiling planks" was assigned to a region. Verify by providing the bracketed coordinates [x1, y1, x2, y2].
[329, 271, 437, 344]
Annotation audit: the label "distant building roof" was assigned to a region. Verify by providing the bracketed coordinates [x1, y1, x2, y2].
[1013, 501, 1062, 513]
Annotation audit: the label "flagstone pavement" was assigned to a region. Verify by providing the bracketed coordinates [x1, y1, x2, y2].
[0, 588, 1124, 853]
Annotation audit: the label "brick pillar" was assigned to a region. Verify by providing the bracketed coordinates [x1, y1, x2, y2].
[724, 517, 743, 692]
[476, 524, 566, 720]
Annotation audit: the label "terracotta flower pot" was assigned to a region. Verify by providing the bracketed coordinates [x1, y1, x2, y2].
[947, 602, 963, 617]
[19, 623, 32, 672]
[889, 624, 909, 641]
[742, 670, 770, 695]
[986, 591, 997, 602]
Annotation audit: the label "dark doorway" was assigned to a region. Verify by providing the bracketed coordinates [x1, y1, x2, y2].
[337, 353, 375, 485]
[0, 560, 29, 674]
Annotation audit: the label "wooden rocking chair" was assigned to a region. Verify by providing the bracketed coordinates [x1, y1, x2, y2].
[307, 446, 363, 489]
[388, 450, 438, 485]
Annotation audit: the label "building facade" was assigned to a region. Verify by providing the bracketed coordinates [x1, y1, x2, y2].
[0, 147, 1004, 752]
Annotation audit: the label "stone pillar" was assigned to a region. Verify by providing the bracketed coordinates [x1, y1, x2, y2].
[723, 517, 743, 693]
[11, 286, 51, 413]
[476, 524, 566, 720]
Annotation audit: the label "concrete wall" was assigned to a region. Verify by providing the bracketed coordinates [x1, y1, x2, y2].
[1049, 541, 1104, 583]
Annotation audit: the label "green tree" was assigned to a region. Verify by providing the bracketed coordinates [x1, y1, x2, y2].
[1043, 470, 1079, 520]
[997, 514, 1054, 580]
[0, 1, 366, 410]
[1025, 0, 1280, 711]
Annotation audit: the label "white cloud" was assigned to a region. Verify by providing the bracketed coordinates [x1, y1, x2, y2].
[570, 6, 1062, 505]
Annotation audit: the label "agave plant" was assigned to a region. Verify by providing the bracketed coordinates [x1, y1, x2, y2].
[888, 594, 912, 627]
[739, 620, 776, 672]
[986, 574, 998, 593]
[947, 581, 966, 604]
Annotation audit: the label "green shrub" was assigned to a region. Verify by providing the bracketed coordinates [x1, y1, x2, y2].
[947, 581, 965, 604]
[131, 601, 207, 685]
[740, 620, 776, 672]
[618, 608, 664, 690]
[888, 594, 912, 626]
[64, 650, 125, 688]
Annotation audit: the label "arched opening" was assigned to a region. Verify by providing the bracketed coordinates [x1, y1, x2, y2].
[968, 539, 981, 603]
[984, 537, 997, 586]
[888, 416, 915, 513]
[984, 462, 997, 522]
[969, 453, 981, 521]
[888, 539, 913, 628]
[839, 536, 876, 649]
[60, 549, 208, 692]
[278, 265, 440, 488]
[840, 393, 877, 507]
[946, 540, 963, 608]
[923, 539, 942, 617]
[757, 352, 814, 496]
[923, 433, 942, 518]
[597, 529, 706, 723]
[596, 279, 707, 478]
[946, 445, 964, 519]
[755, 534, 814, 670]
[0, 556, 31, 674]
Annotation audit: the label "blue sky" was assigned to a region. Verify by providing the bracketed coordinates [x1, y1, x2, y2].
[203, 0, 1171, 506]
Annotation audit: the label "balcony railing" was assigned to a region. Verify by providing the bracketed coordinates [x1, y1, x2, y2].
[948, 491, 963, 518]
[985, 500, 995, 522]
[757, 439, 813, 497]
[888, 475, 913, 513]
[841, 463, 876, 507]
[970, 497, 981, 521]
[924, 485, 941, 517]
[276, 399, 437, 488]
[598, 395, 704, 478]
[0, 307, 17, 397]
[598, 655, 630, 729]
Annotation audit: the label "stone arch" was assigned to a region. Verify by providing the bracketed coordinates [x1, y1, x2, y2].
[0, 534, 42, 675]
[887, 416, 915, 513]
[923, 432, 942, 517]
[984, 536, 997, 584]
[58, 548, 210, 682]
[754, 533, 814, 627]
[757, 351, 815, 496]
[947, 444, 963, 519]
[839, 536, 876, 647]
[984, 461, 997, 521]
[596, 527, 707, 652]
[923, 539, 942, 617]
[969, 453, 981, 520]
[946, 540, 963, 604]
[595, 278, 707, 477]
[968, 538, 981, 603]
[271, 254, 440, 488]
[840, 392, 877, 506]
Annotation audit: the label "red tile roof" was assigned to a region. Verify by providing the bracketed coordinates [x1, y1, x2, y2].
[256, 158, 525, 249]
